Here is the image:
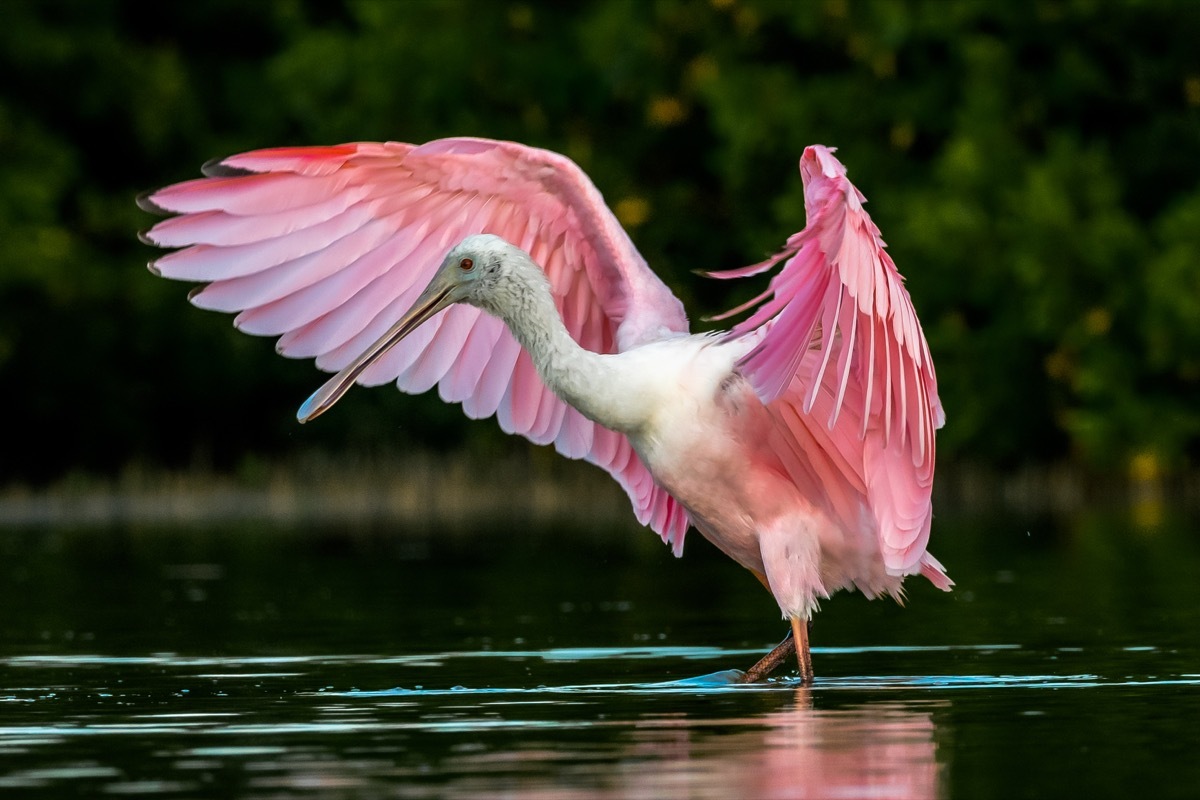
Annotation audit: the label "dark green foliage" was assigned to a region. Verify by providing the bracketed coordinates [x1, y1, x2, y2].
[2, 0, 1197, 482]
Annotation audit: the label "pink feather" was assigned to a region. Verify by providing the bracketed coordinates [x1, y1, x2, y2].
[145, 138, 691, 552]
[713, 145, 945, 582]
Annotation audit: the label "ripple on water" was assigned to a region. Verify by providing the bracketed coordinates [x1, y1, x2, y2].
[4, 644, 1199, 699]
[0, 643, 1196, 799]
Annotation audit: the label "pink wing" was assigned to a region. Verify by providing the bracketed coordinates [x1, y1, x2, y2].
[710, 145, 948, 585]
[140, 138, 691, 553]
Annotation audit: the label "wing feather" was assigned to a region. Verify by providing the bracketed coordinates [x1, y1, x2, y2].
[555, 406, 594, 461]
[710, 145, 945, 584]
[400, 304, 479, 394]
[143, 137, 690, 554]
[440, 314, 504, 408]
[234, 242, 401, 336]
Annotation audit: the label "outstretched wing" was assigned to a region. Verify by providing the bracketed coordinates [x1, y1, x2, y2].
[140, 137, 691, 553]
[709, 146, 948, 585]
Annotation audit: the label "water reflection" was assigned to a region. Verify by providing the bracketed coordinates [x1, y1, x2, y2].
[591, 691, 942, 800]
[0, 652, 951, 798]
[246, 690, 944, 799]
[2, 511, 1199, 798]
[5, 645, 1200, 798]
[344, 668, 946, 798]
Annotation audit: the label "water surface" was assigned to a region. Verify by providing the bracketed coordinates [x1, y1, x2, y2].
[1, 509, 1197, 797]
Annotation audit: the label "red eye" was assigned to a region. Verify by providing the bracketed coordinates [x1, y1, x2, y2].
[459, 257, 474, 272]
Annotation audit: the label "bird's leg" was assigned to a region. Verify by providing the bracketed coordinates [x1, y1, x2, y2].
[740, 570, 815, 683]
[741, 570, 795, 682]
[741, 628, 796, 682]
[792, 616, 814, 684]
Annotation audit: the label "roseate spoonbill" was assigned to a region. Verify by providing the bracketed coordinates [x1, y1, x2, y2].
[139, 138, 950, 682]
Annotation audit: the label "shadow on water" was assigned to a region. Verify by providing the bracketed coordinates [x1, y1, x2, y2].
[1, 507, 1199, 797]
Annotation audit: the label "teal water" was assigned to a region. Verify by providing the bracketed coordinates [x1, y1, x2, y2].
[1, 508, 1198, 798]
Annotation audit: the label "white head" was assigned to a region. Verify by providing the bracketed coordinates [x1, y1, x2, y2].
[297, 233, 539, 422]
[431, 234, 545, 316]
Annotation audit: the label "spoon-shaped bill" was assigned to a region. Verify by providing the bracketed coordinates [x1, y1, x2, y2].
[297, 282, 454, 423]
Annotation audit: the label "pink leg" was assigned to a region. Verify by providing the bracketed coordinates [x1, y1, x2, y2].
[742, 571, 816, 683]
[792, 616, 814, 683]
[740, 618, 814, 683]
[742, 628, 796, 682]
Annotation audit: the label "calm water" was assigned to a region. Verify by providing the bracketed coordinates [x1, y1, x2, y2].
[1, 507, 1198, 798]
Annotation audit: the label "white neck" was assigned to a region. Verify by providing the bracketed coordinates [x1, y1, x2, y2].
[479, 258, 650, 435]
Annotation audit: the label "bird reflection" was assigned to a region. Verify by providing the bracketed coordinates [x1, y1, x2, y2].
[615, 690, 944, 799]
[424, 688, 945, 799]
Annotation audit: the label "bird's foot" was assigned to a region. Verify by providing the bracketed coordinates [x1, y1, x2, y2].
[739, 629, 796, 683]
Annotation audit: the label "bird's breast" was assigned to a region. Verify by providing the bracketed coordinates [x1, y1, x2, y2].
[626, 338, 785, 573]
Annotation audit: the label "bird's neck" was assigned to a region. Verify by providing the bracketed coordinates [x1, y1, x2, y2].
[482, 262, 650, 434]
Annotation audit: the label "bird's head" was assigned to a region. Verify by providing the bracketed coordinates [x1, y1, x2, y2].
[296, 233, 532, 423]
[433, 233, 520, 308]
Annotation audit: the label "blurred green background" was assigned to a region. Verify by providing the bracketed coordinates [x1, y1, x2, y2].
[2, 0, 1198, 489]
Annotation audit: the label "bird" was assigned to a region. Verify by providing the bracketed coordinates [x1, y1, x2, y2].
[138, 137, 950, 683]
